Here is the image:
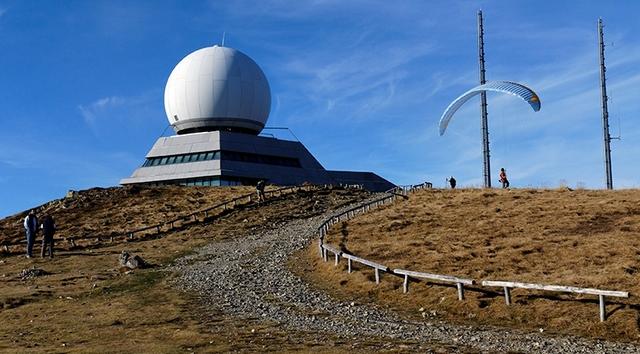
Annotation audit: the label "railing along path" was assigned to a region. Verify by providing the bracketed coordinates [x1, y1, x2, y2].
[316, 182, 631, 323]
[113, 185, 317, 243]
[2, 185, 318, 250]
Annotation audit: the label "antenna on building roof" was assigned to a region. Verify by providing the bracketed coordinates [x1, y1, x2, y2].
[221, 31, 226, 46]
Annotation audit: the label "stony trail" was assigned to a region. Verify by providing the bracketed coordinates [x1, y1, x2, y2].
[172, 199, 640, 353]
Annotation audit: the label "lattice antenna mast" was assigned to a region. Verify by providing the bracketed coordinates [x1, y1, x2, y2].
[598, 18, 613, 189]
[478, 10, 491, 188]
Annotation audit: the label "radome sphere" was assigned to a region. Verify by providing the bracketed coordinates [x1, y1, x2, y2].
[164, 45, 271, 135]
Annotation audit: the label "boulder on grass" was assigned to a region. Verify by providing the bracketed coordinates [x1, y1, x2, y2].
[119, 251, 149, 269]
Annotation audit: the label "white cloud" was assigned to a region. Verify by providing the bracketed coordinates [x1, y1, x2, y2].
[278, 40, 434, 124]
[78, 96, 127, 125]
[77, 89, 162, 135]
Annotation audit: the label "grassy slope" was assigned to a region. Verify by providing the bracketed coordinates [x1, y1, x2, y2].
[0, 185, 251, 253]
[2, 186, 412, 353]
[304, 188, 640, 341]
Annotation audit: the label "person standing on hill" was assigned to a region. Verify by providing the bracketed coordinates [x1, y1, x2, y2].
[447, 176, 457, 189]
[23, 210, 38, 258]
[40, 214, 56, 258]
[256, 180, 266, 202]
[499, 168, 510, 189]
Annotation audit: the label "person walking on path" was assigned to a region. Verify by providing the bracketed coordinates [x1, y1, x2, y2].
[447, 176, 457, 189]
[256, 180, 266, 202]
[40, 214, 56, 258]
[499, 168, 510, 189]
[23, 210, 38, 258]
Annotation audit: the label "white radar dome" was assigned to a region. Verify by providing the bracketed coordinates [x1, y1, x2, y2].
[164, 45, 271, 135]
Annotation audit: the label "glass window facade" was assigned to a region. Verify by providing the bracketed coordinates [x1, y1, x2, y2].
[141, 150, 301, 168]
[144, 176, 252, 187]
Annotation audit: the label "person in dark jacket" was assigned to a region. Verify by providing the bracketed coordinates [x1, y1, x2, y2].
[40, 214, 56, 258]
[447, 176, 457, 189]
[499, 168, 510, 189]
[256, 180, 266, 202]
[23, 210, 38, 258]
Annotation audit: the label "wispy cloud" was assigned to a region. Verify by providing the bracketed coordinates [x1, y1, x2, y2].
[78, 96, 127, 125]
[279, 40, 434, 124]
[365, 21, 640, 189]
[77, 89, 162, 135]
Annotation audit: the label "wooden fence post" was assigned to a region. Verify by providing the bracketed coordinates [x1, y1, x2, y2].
[599, 295, 606, 322]
[504, 287, 511, 305]
[347, 258, 352, 273]
[403, 275, 409, 293]
[375, 268, 380, 284]
[457, 283, 465, 301]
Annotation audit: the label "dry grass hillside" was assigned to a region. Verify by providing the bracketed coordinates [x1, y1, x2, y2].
[0, 185, 387, 352]
[0, 185, 251, 253]
[305, 188, 640, 341]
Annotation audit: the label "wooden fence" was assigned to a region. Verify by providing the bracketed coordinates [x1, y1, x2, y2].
[315, 182, 631, 323]
[394, 269, 474, 301]
[2, 184, 318, 250]
[482, 280, 629, 322]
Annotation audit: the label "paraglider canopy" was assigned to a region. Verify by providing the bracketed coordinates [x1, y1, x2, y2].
[439, 81, 541, 136]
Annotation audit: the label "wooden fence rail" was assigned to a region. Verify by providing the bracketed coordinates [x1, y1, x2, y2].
[316, 181, 433, 242]
[342, 253, 389, 284]
[313, 182, 632, 323]
[321, 244, 341, 265]
[394, 269, 475, 300]
[482, 280, 629, 322]
[1, 184, 318, 250]
[124, 185, 304, 240]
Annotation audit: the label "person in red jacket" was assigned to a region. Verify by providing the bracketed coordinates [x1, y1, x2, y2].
[499, 168, 510, 189]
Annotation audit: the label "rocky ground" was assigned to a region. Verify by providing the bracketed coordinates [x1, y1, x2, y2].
[172, 196, 640, 353]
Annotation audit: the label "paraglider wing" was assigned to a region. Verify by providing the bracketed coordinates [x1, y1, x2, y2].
[438, 81, 541, 136]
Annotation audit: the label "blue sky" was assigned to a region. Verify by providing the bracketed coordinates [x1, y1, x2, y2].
[1, 0, 639, 217]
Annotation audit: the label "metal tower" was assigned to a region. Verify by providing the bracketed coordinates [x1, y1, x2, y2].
[478, 10, 491, 188]
[598, 18, 613, 189]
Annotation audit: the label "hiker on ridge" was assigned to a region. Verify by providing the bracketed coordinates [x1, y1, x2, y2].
[256, 180, 266, 202]
[499, 168, 510, 189]
[40, 214, 56, 258]
[447, 176, 457, 189]
[23, 210, 38, 258]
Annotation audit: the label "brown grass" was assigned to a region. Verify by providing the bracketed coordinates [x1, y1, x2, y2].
[0, 185, 251, 252]
[2, 186, 438, 352]
[301, 188, 640, 341]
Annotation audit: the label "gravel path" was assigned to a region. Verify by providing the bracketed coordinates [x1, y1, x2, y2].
[172, 200, 640, 353]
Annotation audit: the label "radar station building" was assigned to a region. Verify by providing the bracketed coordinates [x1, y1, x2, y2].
[120, 45, 394, 192]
